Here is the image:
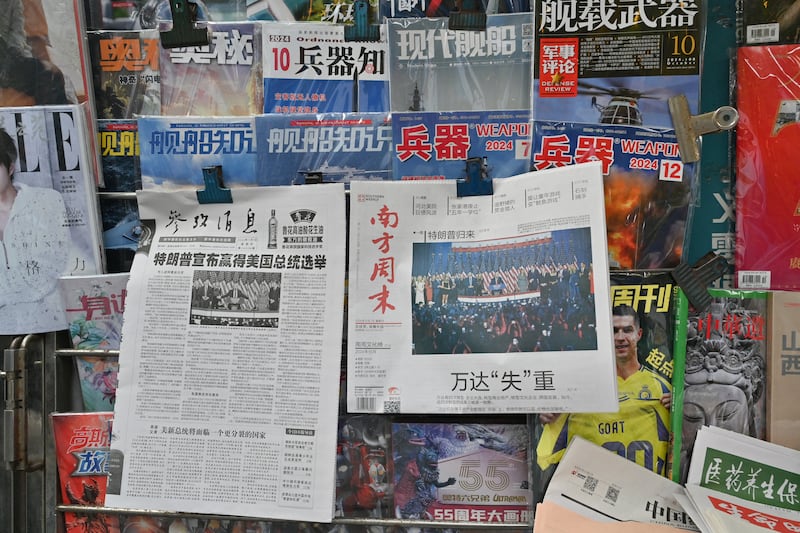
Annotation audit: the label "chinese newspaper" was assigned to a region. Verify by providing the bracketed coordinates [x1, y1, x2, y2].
[542, 436, 699, 531]
[106, 183, 346, 522]
[347, 161, 617, 414]
[680, 425, 800, 533]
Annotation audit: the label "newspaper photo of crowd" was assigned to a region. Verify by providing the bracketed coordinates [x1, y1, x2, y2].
[189, 270, 281, 327]
[411, 228, 597, 354]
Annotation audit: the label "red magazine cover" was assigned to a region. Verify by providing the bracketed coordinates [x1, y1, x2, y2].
[51, 412, 120, 533]
[736, 44, 800, 290]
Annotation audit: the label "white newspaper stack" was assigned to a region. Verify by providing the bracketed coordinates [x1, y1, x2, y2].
[541, 435, 699, 531]
[678, 426, 800, 533]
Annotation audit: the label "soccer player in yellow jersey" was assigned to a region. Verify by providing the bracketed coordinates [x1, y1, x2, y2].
[536, 304, 672, 484]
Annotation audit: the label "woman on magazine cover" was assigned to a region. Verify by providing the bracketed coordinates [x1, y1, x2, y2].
[0, 126, 70, 333]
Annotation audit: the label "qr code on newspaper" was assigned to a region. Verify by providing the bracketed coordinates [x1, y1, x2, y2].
[383, 400, 400, 413]
[604, 486, 620, 503]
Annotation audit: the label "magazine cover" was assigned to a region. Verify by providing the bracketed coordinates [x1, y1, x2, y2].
[766, 290, 800, 450]
[98, 118, 140, 273]
[392, 110, 531, 181]
[259, 112, 392, 186]
[262, 22, 389, 114]
[75, 355, 120, 411]
[0, 0, 94, 107]
[44, 105, 106, 277]
[532, 0, 702, 129]
[85, 0, 246, 30]
[51, 411, 120, 533]
[740, 0, 800, 44]
[60, 272, 128, 350]
[88, 29, 161, 119]
[670, 288, 768, 484]
[380, 0, 529, 19]
[532, 121, 695, 270]
[735, 44, 800, 290]
[534, 271, 686, 499]
[387, 13, 533, 113]
[160, 21, 262, 116]
[138, 115, 265, 190]
[248, 0, 380, 23]
[336, 414, 392, 518]
[391, 422, 531, 524]
[0, 106, 104, 335]
[347, 162, 617, 415]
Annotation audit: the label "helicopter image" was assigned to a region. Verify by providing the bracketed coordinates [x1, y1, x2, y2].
[578, 80, 672, 126]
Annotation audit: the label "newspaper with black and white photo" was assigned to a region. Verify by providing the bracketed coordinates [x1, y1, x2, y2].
[347, 161, 618, 414]
[106, 183, 346, 522]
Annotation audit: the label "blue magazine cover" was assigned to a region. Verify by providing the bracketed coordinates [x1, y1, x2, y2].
[387, 13, 534, 113]
[138, 116, 264, 189]
[392, 109, 531, 181]
[259, 112, 392, 186]
[532, 120, 696, 270]
[262, 22, 389, 113]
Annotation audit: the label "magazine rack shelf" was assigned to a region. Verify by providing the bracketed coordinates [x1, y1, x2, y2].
[52, 341, 536, 531]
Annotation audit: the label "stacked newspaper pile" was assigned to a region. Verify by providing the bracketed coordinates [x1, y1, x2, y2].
[537, 430, 800, 532]
[678, 426, 800, 533]
[536, 436, 699, 532]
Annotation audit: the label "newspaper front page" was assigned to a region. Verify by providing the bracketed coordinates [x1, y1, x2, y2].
[347, 161, 618, 414]
[682, 426, 800, 533]
[543, 436, 699, 531]
[106, 184, 346, 522]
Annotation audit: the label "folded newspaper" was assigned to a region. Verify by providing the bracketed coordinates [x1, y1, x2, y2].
[678, 426, 800, 533]
[542, 435, 699, 531]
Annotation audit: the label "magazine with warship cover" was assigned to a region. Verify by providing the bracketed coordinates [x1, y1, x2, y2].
[262, 22, 389, 114]
[387, 13, 533, 113]
[0, 105, 104, 335]
[97, 118, 140, 273]
[532, 0, 703, 129]
[670, 288, 769, 484]
[532, 121, 695, 270]
[160, 21, 262, 115]
[138, 115, 265, 190]
[87, 29, 161, 119]
[259, 112, 392, 186]
[392, 110, 531, 182]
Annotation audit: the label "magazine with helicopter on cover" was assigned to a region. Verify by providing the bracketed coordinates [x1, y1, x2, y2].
[532, 0, 703, 129]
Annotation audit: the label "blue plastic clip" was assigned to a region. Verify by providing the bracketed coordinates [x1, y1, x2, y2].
[448, 0, 487, 31]
[161, 0, 209, 49]
[196, 165, 233, 204]
[456, 156, 493, 197]
[344, 0, 380, 42]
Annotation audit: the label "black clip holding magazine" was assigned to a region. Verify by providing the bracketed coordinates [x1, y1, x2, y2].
[196, 165, 233, 204]
[669, 251, 728, 312]
[160, 0, 210, 48]
[456, 156, 493, 197]
[448, 0, 488, 31]
[344, 0, 381, 42]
